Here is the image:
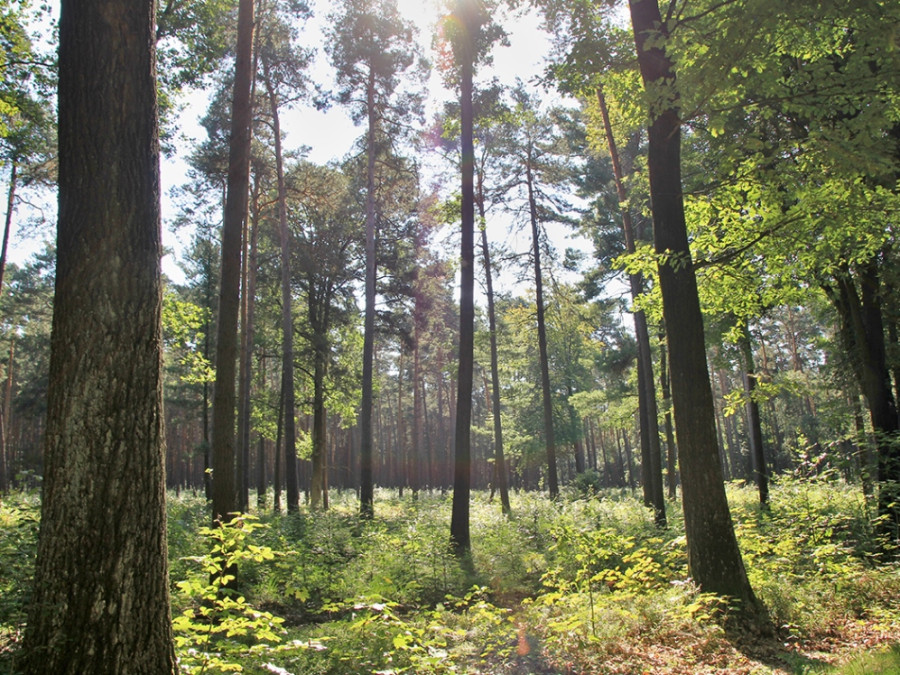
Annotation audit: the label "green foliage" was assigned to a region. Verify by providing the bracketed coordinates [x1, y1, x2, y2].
[162, 289, 215, 385]
[822, 644, 900, 675]
[729, 476, 900, 636]
[0, 490, 38, 660]
[4, 486, 899, 673]
[172, 514, 286, 674]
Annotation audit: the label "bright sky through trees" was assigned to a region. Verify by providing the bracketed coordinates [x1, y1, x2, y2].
[158, 0, 576, 287]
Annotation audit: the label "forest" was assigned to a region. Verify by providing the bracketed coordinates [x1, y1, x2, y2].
[0, 0, 898, 673]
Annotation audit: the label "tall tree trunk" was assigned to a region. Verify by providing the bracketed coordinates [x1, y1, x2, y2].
[273, 378, 284, 513]
[397, 349, 407, 497]
[412, 317, 424, 499]
[629, 0, 765, 623]
[202, 258, 213, 502]
[621, 427, 635, 490]
[525, 159, 559, 499]
[476, 174, 511, 515]
[263, 58, 299, 513]
[310, 344, 327, 509]
[211, 0, 254, 523]
[740, 326, 769, 507]
[360, 65, 378, 518]
[257, 356, 267, 510]
[236, 190, 256, 514]
[659, 330, 678, 497]
[0, 161, 15, 294]
[0, 338, 10, 493]
[23, 0, 176, 668]
[597, 87, 665, 524]
[825, 259, 900, 548]
[0, 163, 15, 491]
[450, 1, 476, 554]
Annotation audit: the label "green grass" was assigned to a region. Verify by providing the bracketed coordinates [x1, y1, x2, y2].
[798, 644, 900, 674]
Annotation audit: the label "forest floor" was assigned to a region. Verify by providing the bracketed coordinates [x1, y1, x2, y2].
[2, 478, 900, 674]
[488, 618, 900, 674]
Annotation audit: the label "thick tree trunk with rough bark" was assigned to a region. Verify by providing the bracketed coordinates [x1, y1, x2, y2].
[23, 1, 175, 670]
[629, 0, 766, 625]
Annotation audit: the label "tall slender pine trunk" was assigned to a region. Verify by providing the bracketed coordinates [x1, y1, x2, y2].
[211, 0, 255, 523]
[477, 174, 511, 515]
[263, 60, 300, 512]
[739, 326, 769, 507]
[525, 159, 559, 499]
[596, 87, 666, 525]
[360, 66, 378, 518]
[450, 7, 476, 554]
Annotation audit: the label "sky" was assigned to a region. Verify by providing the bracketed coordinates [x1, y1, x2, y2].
[6, 0, 596, 298]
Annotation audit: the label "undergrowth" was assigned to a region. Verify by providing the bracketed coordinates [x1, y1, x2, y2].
[1, 478, 898, 674]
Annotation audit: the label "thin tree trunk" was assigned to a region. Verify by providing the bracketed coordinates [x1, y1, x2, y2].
[0, 338, 10, 493]
[450, 4, 476, 554]
[263, 58, 299, 513]
[477, 173, 511, 515]
[310, 349, 327, 508]
[525, 159, 559, 499]
[257, 356, 267, 510]
[211, 0, 254, 523]
[621, 427, 635, 491]
[597, 86, 665, 524]
[0, 164, 15, 492]
[273, 377, 284, 513]
[236, 189, 255, 514]
[413, 322, 424, 499]
[659, 331, 678, 497]
[740, 327, 769, 507]
[397, 349, 407, 497]
[360, 65, 378, 518]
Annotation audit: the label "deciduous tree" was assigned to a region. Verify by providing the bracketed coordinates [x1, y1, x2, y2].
[23, 0, 176, 669]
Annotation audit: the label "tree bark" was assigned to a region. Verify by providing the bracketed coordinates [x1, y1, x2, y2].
[0, 161, 16, 290]
[825, 259, 900, 548]
[596, 86, 665, 524]
[23, 0, 175, 669]
[236, 187, 255, 514]
[628, 0, 765, 623]
[450, 1, 476, 554]
[310, 346, 327, 508]
[359, 65, 378, 518]
[263, 57, 299, 513]
[526, 159, 559, 499]
[211, 0, 254, 523]
[257, 356, 267, 510]
[659, 329, 678, 497]
[273, 377, 284, 513]
[476, 172, 511, 515]
[740, 327, 769, 507]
